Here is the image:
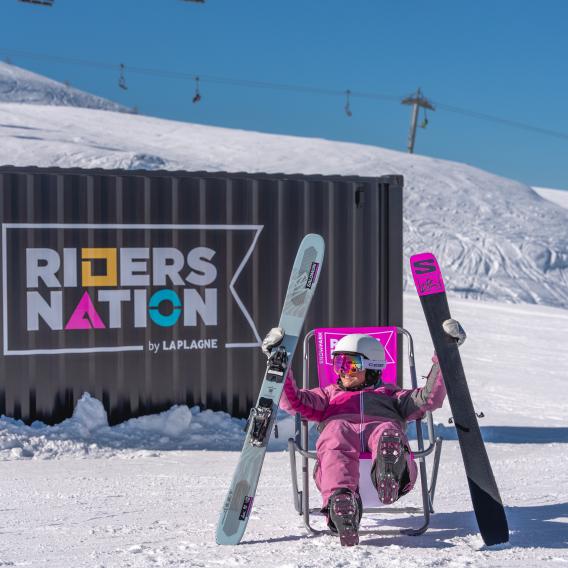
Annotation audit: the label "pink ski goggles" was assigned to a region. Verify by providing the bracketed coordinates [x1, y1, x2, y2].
[332, 353, 367, 375]
[332, 353, 386, 375]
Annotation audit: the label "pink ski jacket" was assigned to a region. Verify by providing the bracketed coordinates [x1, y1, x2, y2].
[280, 356, 446, 432]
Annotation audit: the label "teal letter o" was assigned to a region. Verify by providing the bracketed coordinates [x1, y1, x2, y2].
[148, 289, 181, 327]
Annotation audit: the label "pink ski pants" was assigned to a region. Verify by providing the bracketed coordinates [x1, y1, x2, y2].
[313, 419, 417, 507]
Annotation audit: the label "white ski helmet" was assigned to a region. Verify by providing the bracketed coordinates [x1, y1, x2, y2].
[331, 334, 386, 371]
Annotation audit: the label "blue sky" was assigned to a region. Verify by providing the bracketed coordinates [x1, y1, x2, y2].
[2, 0, 568, 189]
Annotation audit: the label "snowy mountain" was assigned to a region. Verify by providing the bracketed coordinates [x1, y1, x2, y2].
[0, 61, 129, 112]
[0, 64, 567, 309]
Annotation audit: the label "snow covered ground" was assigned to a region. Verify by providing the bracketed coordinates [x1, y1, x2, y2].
[0, 293, 566, 567]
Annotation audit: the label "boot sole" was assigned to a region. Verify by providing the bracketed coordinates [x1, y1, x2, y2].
[330, 493, 360, 546]
[377, 430, 405, 505]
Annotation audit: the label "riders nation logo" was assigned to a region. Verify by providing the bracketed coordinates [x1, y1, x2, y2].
[2, 224, 263, 355]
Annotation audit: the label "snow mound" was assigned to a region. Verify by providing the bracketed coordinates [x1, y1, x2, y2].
[0, 61, 129, 112]
[71, 392, 109, 432]
[0, 393, 249, 459]
[0, 390, 322, 459]
[126, 152, 169, 170]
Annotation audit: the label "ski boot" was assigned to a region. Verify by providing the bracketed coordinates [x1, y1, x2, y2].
[374, 428, 407, 505]
[327, 488, 362, 547]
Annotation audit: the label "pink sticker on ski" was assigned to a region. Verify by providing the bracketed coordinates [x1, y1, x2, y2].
[410, 253, 445, 297]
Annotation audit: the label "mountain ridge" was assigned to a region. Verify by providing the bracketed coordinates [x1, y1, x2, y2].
[0, 61, 130, 112]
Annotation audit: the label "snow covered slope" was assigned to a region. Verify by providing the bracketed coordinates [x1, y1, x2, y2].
[0, 65, 567, 309]
[0, 61, 129, 112]
[533, 186, 568, 210]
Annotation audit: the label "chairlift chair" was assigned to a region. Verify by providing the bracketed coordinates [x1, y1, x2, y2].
[19, 0, 54, 5]
[287, 326, 444, 537]
[118, 64, 128, 91]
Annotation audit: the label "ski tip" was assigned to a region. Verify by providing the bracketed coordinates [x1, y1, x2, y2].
[481, 514, 510, 547]
[483, 535, 510, 547]
[481, 526, 510, 547]
[303, 233, 325, 248]
[410, 252, 445, 297]
[215, 523, 243, 546]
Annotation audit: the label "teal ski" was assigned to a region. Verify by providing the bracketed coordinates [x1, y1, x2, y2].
[216, 233, 325, 545]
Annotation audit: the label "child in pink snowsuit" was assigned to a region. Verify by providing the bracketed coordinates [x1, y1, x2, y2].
[279, 353, 445, 506]
[263, 321, 465, 546]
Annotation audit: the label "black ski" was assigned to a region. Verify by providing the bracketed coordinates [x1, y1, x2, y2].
[410, 252, 509, 546]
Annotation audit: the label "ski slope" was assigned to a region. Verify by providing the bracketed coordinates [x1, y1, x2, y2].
[0, 63, 567, 309]
[0, 61, 129, 112]
[533, 186, 568, 210]
[0, 294, 567, 566]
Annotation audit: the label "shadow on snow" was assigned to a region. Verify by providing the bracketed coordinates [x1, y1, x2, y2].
[411, 425, 568, 444]
[243, 502, 568, 550]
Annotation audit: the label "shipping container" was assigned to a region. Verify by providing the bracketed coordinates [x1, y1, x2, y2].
[0, 166, 403, 423]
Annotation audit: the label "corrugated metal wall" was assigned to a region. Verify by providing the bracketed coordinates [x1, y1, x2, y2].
[0, 167, 403, 423]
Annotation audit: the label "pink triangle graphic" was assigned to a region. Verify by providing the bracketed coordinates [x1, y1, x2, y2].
[65, 291, 106, 330]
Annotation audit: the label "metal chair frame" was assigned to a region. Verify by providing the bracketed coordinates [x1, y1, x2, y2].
[287, 326, 443, 537]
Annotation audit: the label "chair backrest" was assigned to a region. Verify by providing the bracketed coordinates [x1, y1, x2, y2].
[313, 326, 398, 388]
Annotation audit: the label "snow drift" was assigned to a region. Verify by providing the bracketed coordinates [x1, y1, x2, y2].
[0, 391, 309, 460]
